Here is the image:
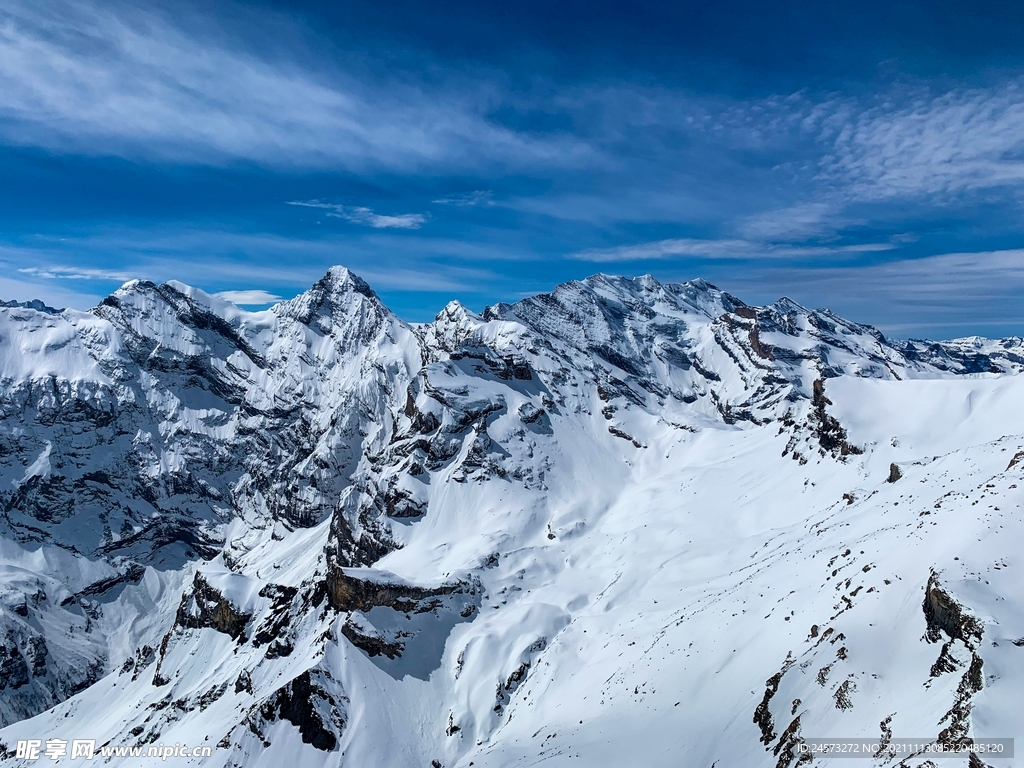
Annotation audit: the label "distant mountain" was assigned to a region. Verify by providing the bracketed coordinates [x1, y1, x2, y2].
[0, 299, 61, 314]
[1, 268, 1022, 766]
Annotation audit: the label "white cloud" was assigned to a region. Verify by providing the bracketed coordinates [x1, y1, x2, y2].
[571, 237, 897, 262]
[3, 0, 1024, 216]
[573, 238, 750, 262]
[836, 249, 1024, 300]
[714, 249, 1024, 337]
[287, 201, 426, 229]
[808, 83, 1024, 201]
[432, 190, 494, 206]
[18, 265, 138, 280]
[737, 203, 850, 241]
[351, 266, 485, 292]
[213, 289, 282, 305]
[0, 226, 512, 306]
[0, 1, 588, 170]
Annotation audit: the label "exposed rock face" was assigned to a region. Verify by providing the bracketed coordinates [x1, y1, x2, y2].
[248, 669, 347, 752]
[0, 646, 29, 691]
[810, 378, 863, 458]
[251, 584, 299, 659]
[325, 569, 463, 614]
[327, 568, 479, 663]
[924, 572, 985, 647]
[174, 573, 252, 641]
[1007, 450, 1024, 470]
[922, 573, 987, 750]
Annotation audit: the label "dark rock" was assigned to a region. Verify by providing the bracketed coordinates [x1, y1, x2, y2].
[60, 563, 146, 606]
[833, 679, 855, 710]
[251, 669, 347, 752]
[810, 379, 863, 458]
[235, 669, 253, 695]
[754, 653, 795, 746]
[174, 573, 252, 640]
[128, 645, 156, 681]
[252, 584, 298, 655]
[924, 572, 984, 647]
[24, 637, 47, 677]
[325, 569, 462, 614]
[929, 642, 961, 678]
[754, 671, 784, 745]
[0, 645, 30, 691]
[772, 714, 812, 768]
[608, 426, 644, 449]
[340, 620, 405, 659]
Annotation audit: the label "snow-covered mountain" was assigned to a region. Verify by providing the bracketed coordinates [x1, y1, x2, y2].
[0, 268, 1022, 767]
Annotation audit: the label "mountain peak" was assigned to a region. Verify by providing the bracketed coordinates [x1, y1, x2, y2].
[111, 278, 155, 296]
[437, 298, 474, 317]
[320, 266, 375, 298]
[275, 266, 391, 337]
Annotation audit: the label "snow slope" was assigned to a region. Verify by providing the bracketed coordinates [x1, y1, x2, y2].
[0, 270, 1022, 767]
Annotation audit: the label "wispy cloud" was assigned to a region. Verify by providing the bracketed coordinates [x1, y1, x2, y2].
[432, 190, 494, 206]
[812, 82, 1024, 201]
[737, 203, 853, 242]
[3, 0, 1024, 337]
[213, 289, 282, 305]
[18, 265, 138, 281]
[571, 237, 897, 262]
[0, 226, 512, 308]
[5, 0, 1024, 215]
[0, 1, 588, 170]
[572, 238, 750, 262]
[286, 201, 427, 229]
[351, 265, 494, 293]
[710, 249, 1024, 337]
[827, 249, 1024, 301]
[502, 77, 1024, 228]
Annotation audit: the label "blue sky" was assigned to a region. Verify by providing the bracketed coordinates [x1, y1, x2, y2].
[2, 0, 1024, 338]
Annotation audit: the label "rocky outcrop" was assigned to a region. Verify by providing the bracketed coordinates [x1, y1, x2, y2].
[810, 379, 863, 458]
[923, 572, 986, 750]
[325, 569, 463, 614]
[247, 669, 347, 752]
[340, 619, 406, 660]
[251, 584, 298, 659]
[1007, 450, 1024, 470]
[173, 573, 252, 641]
[924, 572, 984, 647]
[0, 646, 29, 692]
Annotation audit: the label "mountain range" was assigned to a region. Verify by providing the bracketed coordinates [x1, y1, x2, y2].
[1, 267, 1022, 767]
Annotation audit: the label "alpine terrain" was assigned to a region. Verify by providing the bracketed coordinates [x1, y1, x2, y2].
[0, 267, 1022, 767]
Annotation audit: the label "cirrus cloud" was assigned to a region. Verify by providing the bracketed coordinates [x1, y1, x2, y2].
[286, 200, 427, 229]
[0, 0, 589, 171]
[571, 237, 898, 262]
[18, 265, 138, 281]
